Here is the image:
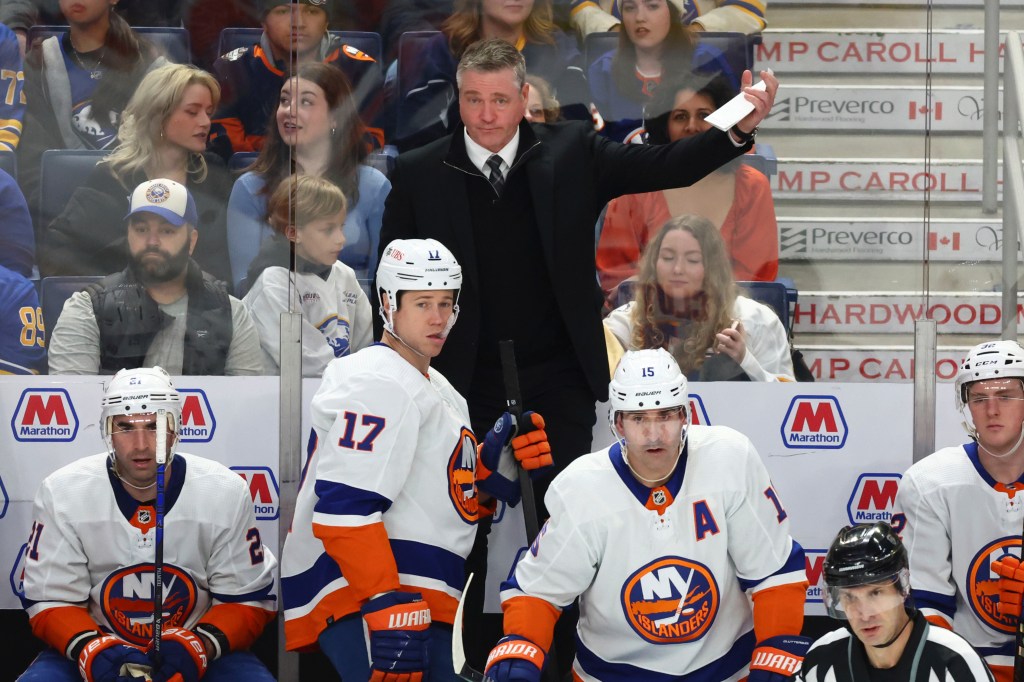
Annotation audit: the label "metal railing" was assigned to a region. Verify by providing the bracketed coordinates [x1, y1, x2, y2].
[1001, 31, 1024, 339]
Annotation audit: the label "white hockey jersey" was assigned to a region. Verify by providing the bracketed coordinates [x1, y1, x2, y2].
[893, 442, 1023, 671]
[23, 453, 278, 649]
[501, 426, 805, 682]
[281, 344, 480, 650]
[242, 261, 372, 377]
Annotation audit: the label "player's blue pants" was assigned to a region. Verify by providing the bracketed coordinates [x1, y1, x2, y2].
[318, 614, 458, 682]
[17, 648, 276, 681]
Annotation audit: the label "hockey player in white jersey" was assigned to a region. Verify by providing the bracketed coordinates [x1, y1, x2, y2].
[799, 522, 993, 682]
[280, 238, 552, 682]
[18, 367, 278, 682]
[485, 347, 810, 682]
[893, 339, 1024, 682]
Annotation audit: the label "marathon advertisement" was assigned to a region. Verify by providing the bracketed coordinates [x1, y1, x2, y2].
[763, 85, 999, 133]
[800, 346, 969, 382]
[759, 30, 1021, 75]
[772, 159, 995, 202]
[778, 218, 1015, 261]
[793, 292, 1023, 334]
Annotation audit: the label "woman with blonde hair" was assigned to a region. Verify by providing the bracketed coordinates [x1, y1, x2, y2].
[40, 62, 234, 284]
[604, 214, 793, 381]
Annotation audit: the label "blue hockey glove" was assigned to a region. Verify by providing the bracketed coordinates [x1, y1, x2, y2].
[361, 591, 431, 681]
[77, 634, 151, 682]
[748, 635, 812, 682]
[477, 412, 552, 505]
[484, 635, 546, 682]
[149, 627, 209, 682]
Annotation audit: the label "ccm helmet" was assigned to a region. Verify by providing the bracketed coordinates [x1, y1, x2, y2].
[955, 340, 1024, 413]
[377, 238, 462, 338]
[100, 366, 181, 458]
[822, 522, 909, 620]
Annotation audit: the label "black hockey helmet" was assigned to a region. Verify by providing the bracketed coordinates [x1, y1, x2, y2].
[822, 523, 909, 619]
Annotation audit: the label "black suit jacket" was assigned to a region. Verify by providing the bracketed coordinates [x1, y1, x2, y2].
[378, 119, 751, 401]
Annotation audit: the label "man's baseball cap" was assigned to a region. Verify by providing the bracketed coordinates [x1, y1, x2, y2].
[260, 0, 332, 16]
[125, 179, 198, 228]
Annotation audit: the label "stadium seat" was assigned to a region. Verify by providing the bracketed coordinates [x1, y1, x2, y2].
[229, 152, 259, 172]
[0, 151, 16, 179]
[583, 31, 754, 83]
[216, 27, 383, 64]
[38, 149, 108, 229]
[40, 275, 103, 334]
[394, 31, 453, 148]
[27, 25, 191, 64]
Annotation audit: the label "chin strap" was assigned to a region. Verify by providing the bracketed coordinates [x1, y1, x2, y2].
[619, 428, 688, 486]
[108, 456, 158, 491]
[872, 611, 913, 649]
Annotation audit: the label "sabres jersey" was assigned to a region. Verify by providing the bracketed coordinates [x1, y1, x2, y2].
[0, 266, 45, 375]
[894, 442, 1024, 672]
[242, 261, 372, 377]
[0, 23, 25, 152]
[281, 344, 479, 651]
[501, 426, 805, 681]
[22, 453, 278, 653]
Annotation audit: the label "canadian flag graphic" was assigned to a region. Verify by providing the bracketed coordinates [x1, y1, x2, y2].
[928, 231, 961, 251]
[909, 101, 943, 120]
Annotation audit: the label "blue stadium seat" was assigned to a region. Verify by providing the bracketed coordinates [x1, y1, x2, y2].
[229, 152, 259, 172]
[27, 25, 191, 64]
[0, 151, 16, 179]
[38, 149, 108, 229]
[216, 27, 383, 64]
[394, 31, 452, 148]
[40, 275, 103, 334]
[583, 31, 754, 84]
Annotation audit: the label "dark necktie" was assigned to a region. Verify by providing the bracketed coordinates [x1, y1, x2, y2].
[486, 154, 504, 195]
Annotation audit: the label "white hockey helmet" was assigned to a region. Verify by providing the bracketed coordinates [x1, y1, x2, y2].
[376, 238, 462, 337]
[609, 348, 689, 416]
[100, 366, 181, 457]
[955, 340, 1024, 413]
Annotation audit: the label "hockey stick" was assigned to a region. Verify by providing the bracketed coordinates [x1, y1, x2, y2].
[151, 408, 167, 672]
[653, 568, 694, 628]
[452, 573, 487, 682]
[498, 340, 560, 682]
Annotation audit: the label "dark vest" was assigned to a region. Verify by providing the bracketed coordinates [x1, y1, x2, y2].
[85, 260, 234, 375]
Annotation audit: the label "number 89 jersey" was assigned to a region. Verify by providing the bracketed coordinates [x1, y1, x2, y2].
[282, 344, 480, 651]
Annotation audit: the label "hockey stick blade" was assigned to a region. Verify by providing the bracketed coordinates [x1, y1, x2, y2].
[452, 573, 488, 682]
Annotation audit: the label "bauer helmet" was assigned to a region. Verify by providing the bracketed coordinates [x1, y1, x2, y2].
[822, 522, 909, 620]
[377, 238, 462, 338]
[609, 348, 688, 416]
[100, 367, 181, 458]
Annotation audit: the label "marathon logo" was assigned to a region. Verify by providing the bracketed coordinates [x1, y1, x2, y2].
[11, 389, 79, 442]
[177, 389, 215, 443]
[847, 473, 901, 523]
[688, 395, 710, 425]
[804, 549, 828, 603]
[232, 466, 280, 520]
[780, 396, 848, 449]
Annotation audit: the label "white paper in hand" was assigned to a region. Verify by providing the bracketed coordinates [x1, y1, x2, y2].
[704, 75, 770, 132]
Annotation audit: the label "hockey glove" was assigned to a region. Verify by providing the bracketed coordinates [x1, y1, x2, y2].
[992, 555, 1024, 618]
[148, 628, 209, 682]
[748, 635, 812, 682]
[477, 411, 553, 505]
[77, 634, 151, 682]
[483, 635, 546, 682]
[361, 591, 431, 681]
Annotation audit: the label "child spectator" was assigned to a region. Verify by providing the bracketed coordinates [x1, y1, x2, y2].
[604, 214, 792, 382]
[564, 0, 767, 38]
[525, 73, 561, 122]
[597, 73, 778, 295]
[243, 174, 371, 376]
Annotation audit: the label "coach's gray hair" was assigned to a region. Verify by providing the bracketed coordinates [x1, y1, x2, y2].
[456, 38, 527, 90]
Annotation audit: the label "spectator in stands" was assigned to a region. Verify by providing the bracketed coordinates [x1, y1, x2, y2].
[587, 0, 734, 142]
[2, 0, 191, 56]
[563, 0, 767, 38]
[378, 0, 454, 63]
[38, 63, 235, 286]
[604, 214, 793, 381]
[227, 62, 390, 290]
[208, 0, 383, 160]
[0, 23, 26, 153]
[597, 73, 778, 297]
[47, 178, 263, 375]
[395, 0, 588, 149]
[243, 174, 372, 375]
[0, 166, 45, 374]
[18, 0, 167, 220]
[525, 74, 560, 122]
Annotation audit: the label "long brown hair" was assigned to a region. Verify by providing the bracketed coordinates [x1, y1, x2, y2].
[629, 215, 736, 373]
[443, 0, 557, 59]
[250, 62, 367, 207]
[611, 0, 698, 103]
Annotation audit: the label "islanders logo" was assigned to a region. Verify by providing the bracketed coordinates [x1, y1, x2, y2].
[447, 427, 479, 524]
[620, 556, 719, 644]
[100, 564, 198, 646]
[968, 537, 1022, 634]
